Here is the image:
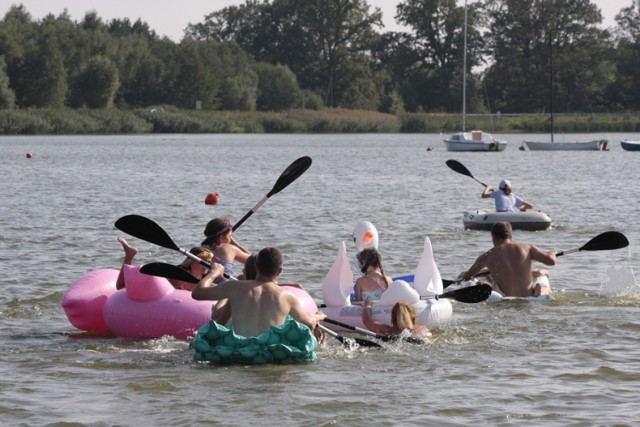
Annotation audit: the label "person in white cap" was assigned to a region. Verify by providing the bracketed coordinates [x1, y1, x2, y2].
[481, 179, 533, 212]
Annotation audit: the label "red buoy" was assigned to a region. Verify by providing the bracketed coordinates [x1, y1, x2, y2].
[204, 192, 219, 205]
[26, 152, 33, 158]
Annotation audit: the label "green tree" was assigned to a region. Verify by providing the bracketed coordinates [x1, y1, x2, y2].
[256, 62, 300, 111]
[77, 55, 120, 108]
[20, 22, 68, 107]
[392, 0, 476, 112]
[0, 57, 15, 108]
[608, 1, 640, 109]
[173, 40, 219, 109]
[484, 0, 612, 113]
[188, 0, 384, 109]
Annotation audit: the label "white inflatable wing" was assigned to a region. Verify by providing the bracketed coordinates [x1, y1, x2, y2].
[322, 241, 355, 306]
[378, 280, 420, 305]
[413, 236, 443, 296]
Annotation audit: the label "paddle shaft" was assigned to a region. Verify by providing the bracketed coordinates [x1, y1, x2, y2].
[322, 318, 425, 345]
[232, 156, 312, 231]
[316, 324, 382, 349]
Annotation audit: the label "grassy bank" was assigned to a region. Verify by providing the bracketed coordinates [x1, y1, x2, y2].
[1, 106, 639, 135]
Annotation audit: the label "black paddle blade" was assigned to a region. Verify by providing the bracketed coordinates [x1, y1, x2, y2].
[267, 156, 312, 197]
[446, 159, 472, 178]
[115, 215, 179, 251]
[580, 231, 629, 252]
[437, 284, 492, 303]
[140, 262, 199, 284]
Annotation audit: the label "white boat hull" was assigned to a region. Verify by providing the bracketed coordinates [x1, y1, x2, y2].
[443, 131, 507, 152]
[463, 210, 552, 231]
[520, 139, 608, 151]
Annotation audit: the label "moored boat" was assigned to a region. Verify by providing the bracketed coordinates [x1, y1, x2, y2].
[462, 209, 552, 231]
[520, 139, 608, 151]
[621, 140, 640, 151]
[444, 131, 508, 152]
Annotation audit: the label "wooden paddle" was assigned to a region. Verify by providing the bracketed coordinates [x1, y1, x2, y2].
[114, 215, 232, 279]
[316, 324, 383, 349]
[322, 318, 426, 345]
[446, 159, 489, 187]
[232, 156, 312, 231]
[556, 231, 629, 256]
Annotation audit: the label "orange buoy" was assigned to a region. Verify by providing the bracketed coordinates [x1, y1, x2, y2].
[204, 192, 219, 205]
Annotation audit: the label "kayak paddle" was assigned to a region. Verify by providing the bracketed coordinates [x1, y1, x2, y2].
[114, 214, 231, 278]
[317, 324, 383, 349]
[232, 156, 312, 231]
[322, 318, 426, 345]
[557, 231, 629, 256]
[425, 284, 492, 303]
[140, 262, 200, 283]
[446, 159, 489, 188]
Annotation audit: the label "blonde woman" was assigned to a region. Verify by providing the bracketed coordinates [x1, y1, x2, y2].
[362, 299, 431, 339]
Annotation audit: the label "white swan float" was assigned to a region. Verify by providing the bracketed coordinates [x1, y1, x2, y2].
[321, 223, 453, 331]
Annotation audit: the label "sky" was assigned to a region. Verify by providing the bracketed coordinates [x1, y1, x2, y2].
[4, 0, 634, 42]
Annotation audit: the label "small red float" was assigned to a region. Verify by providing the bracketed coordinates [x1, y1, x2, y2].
[204, 192, 219, 205]
[26, 152, 33, 158]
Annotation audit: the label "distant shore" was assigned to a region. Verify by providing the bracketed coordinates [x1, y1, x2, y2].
[1, 107, 637, 135]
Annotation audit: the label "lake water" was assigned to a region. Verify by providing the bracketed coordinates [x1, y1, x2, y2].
[1, 133, 639, 425]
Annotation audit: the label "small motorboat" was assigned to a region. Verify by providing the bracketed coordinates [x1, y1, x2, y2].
[462, 209, 552, 231]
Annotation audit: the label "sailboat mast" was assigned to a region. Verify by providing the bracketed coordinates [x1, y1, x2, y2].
[549, 26, 554, 143]
[462, 0, 468, 132]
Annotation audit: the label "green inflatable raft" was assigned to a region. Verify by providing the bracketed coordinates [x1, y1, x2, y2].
[193, 316, 318, 365]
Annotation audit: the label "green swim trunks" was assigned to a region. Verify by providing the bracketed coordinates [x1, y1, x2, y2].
[193, 316, 318, 365]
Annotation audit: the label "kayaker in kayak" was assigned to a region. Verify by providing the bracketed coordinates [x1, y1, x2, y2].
[482, 179, 533, 212]
[461, 222, 556, 297]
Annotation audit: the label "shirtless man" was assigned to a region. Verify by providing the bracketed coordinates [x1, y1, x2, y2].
[192, 247, 325, 337]
[462, 222, 556, 297]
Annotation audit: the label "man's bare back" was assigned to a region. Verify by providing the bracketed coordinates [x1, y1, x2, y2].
[192, 247, 324, 337]
[222, 280, 310, 336]
[463, 222, 556, 298]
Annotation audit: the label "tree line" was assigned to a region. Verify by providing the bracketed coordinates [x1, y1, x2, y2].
[1, 0, 639, 115]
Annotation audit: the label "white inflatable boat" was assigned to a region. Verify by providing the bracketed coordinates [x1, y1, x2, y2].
[462, 210, 552, 231]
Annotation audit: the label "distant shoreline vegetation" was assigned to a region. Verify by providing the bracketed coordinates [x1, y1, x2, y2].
[0, 107, 638, 135]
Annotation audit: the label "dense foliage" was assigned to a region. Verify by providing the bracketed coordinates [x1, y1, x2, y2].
[1, 0, 640, 115]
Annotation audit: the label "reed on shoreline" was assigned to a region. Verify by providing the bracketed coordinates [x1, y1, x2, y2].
[0, 107, 638, 135]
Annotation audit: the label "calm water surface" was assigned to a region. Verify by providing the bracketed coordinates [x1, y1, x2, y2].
[1, 133, 639, 426]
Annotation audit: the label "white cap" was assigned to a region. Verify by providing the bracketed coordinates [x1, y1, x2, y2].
[499, 179, 511, 190]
